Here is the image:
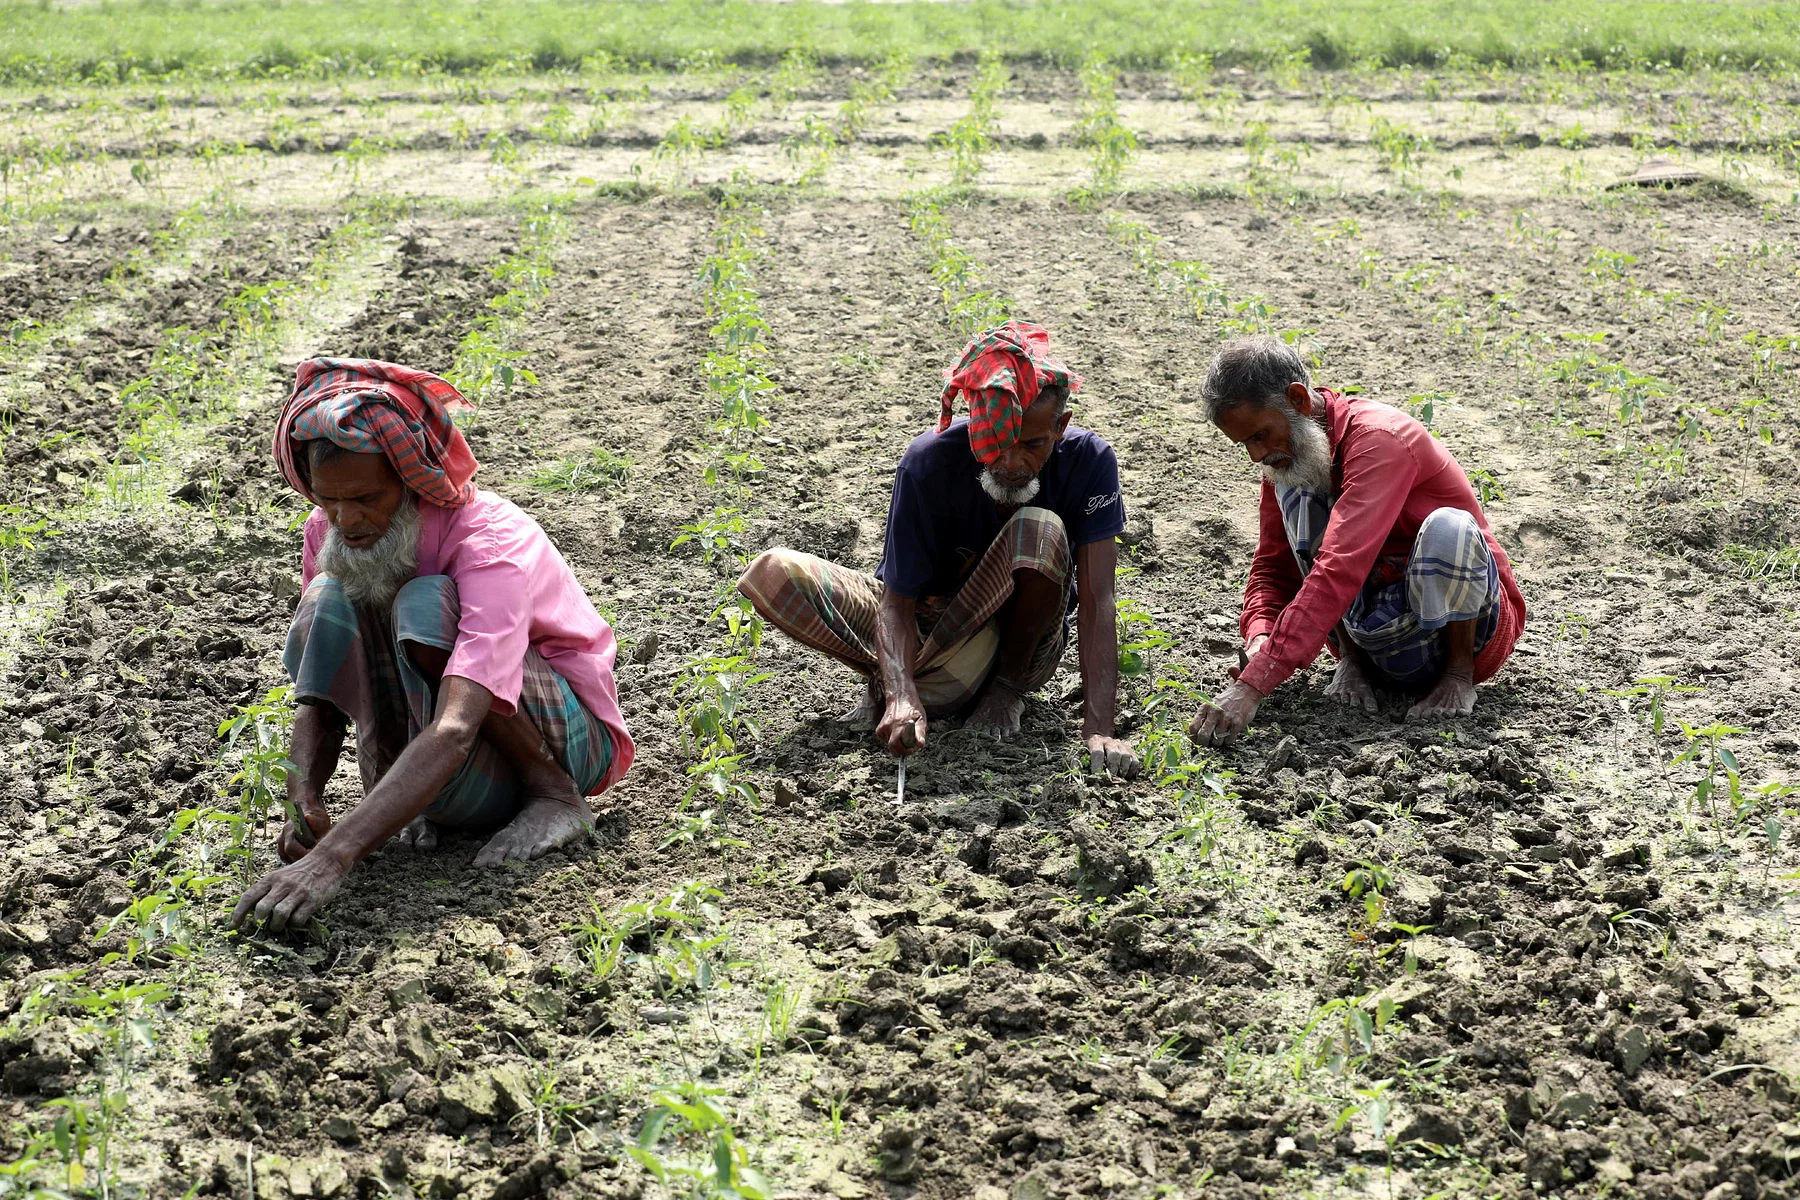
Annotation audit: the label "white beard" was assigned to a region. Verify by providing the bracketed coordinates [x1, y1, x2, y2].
[1260, 407, 1334, 495]
[315, 493, 420, 608]
[978, 468, 1042, 507]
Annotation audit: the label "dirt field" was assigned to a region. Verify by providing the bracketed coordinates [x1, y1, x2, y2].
[2, 56, 1799, 1200]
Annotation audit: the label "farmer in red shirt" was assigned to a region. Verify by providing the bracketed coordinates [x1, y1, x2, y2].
[1190, 336, 1526, 745]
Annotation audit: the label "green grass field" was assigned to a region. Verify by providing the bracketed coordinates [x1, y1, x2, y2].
[4, 0, 1800, 82]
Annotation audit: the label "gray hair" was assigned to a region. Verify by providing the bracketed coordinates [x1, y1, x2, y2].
[1199, 335, 1313, 424]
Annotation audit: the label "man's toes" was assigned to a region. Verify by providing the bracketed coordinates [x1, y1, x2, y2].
[414, 820, 439, 850]
[473, 834, 513, 868]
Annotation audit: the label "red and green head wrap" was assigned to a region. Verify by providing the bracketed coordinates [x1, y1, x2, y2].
[937, 321, 1082, 464]
[273, 357, 480, 508]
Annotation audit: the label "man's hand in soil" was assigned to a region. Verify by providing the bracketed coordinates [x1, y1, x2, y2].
[1189, 679, 1263, 747]
[231, 849, 348, 934]
[877, 694, 927, 758]
[1086, 734, 1141, 780]
[232, 676, 493, 932]
[275, 797, 332, 864]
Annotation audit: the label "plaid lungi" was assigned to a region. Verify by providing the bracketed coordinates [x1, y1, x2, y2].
[283, 574, 612, 829]
[737, 506, 1072, 716]
[1281, 496, 1504, 690]
[1277, 491, 1501, 689]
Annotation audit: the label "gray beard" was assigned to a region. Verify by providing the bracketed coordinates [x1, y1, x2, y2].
[315, 494, 420, 609]
[1260, 407, 1334, 495]
[978, 468, 1041, 507]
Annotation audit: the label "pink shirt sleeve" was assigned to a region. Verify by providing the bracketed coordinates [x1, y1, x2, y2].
[443, 557, 534, 717]
[1238, 428, 1420, 697]
[301, 511, 326, 587]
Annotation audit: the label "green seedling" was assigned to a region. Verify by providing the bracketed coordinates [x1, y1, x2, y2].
[215, 686, 298, 877]
[659, 806, 748, 854]
[1404, 390, 1446, 432]
[532, 446, 632, 493]
[1071, 58, 1138, 203]
[941, 51, 1007, 187]
[630, 1082, 773, 1200]
[575, 901, 639, 982]
[907, 196, 1011, 335]
[0, 506, 55, 598]
[670, 507, 748, 566]
[1342, 860, 1393, 935]
[1467, 468, 1506, 505]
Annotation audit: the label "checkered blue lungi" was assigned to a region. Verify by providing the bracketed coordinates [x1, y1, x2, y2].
[283, 574, 612, 829]
[1277, 489, 1501, 689]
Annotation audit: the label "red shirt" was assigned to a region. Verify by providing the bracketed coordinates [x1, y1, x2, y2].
[1238, 390, 1526, 696]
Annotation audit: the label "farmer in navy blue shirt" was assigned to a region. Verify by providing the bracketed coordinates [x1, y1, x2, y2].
[739, 322, 1140, 780]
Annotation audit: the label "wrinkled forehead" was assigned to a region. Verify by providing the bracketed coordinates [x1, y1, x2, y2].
[307, 444, 402, 491]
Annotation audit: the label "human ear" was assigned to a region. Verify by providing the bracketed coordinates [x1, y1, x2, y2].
[1285, 382, 1313, 415]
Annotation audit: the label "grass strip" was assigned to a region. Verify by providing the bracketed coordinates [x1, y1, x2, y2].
[5, 0, 1800, 83]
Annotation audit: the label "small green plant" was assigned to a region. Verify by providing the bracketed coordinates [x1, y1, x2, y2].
[1404, 390, 1447, 432]
[906, 195, 1011, 335]
[942, 51, 1007, 187]
[0, 505, 54, 598]
[698, 210, 777, 433]
[1071, 57, 1138, 203]
[1467, 467, 1506, 504]
[448, 203, 565, 402]
[1672, 721, 1749, 845]
[670, 507, 748, 566]
[215, 686, 298, 876]
[532, 446, 631, 493]
[1369, 115, 1430, 181]
[1114, 596, 1172, 678]
[574, 901, 640, 982]
[659, 805, 749, 854]
[630, 1083, 772, 1199]
[1342, 860, 1393, 936]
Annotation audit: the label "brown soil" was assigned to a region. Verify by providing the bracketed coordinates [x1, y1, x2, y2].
[1, 69, 1798, 1200]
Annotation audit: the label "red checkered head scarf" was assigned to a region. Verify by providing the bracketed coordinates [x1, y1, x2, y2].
[937, 321, 1082, 465]
[273, 358, 479, 508]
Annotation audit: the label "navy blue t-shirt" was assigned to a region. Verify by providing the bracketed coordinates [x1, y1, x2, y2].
[876, 420, 1126, 602]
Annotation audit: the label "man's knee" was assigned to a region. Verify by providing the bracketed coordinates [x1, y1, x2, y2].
[737, 548, 794, 603]
[1012, 505, 1069, 543]
[395, 573, 457, 609]
[1007, 506, 1072, 581]
[403, 638, 451, 680]
[1416, 506, 1481, 545]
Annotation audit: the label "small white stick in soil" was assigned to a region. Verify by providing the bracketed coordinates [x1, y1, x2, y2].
[895, 759, 906, 805]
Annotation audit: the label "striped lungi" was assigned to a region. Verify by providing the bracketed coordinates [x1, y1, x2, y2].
[1341, 507, 1502, 687]
[283, 573, 612, 829]
[737, 506, 1072, 716]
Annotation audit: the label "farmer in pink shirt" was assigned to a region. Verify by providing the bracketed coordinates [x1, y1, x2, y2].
[1190, 337, 1526, 745]
[233, 359, 634, 932]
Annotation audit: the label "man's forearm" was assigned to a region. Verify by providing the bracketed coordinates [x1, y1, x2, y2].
[875, 595, 922, 703]
[1077, 595, 1118, 738]
[306, 725, 473, 870]
[287, 702, 345, 808]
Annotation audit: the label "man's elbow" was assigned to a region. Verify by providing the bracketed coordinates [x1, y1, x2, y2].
[429, 713, 484, 759]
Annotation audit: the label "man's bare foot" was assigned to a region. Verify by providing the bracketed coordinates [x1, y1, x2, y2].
[1406, 670, 1477, 723]
[1323, 655, 1379, 713]
[842, 675, 883, 728]
[475, 795, 594, 867]
[388, 814, 439, 851]
[966, 676, 1027, 740]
